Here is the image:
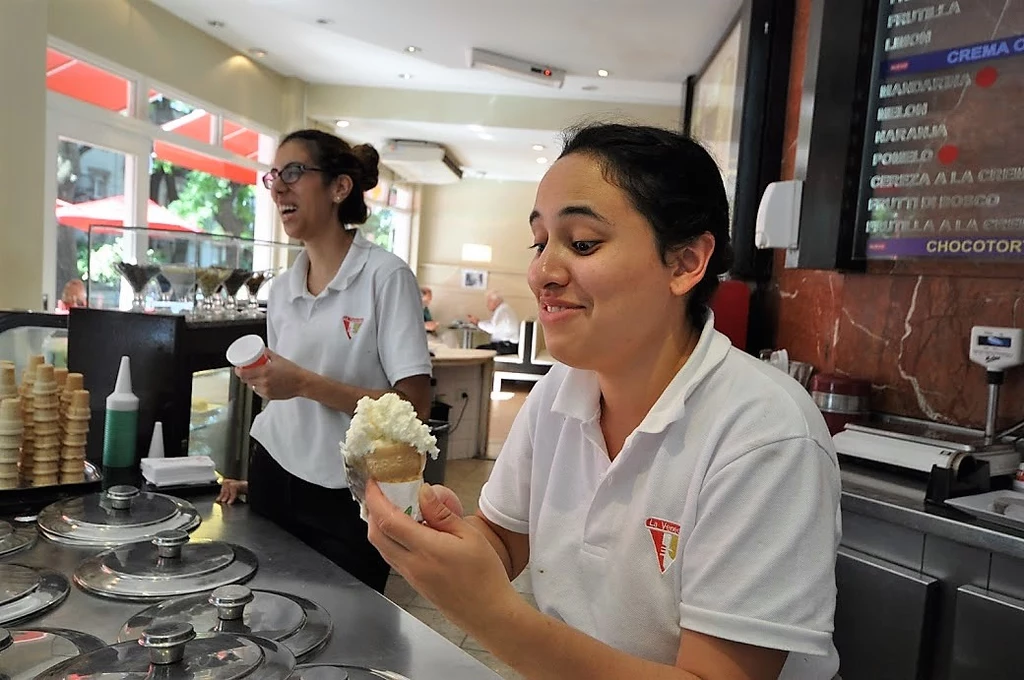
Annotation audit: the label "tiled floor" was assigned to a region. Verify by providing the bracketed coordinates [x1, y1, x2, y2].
[383, 383, 534, 679]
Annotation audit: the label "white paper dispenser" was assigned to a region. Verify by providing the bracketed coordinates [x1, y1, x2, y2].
[755, 179, 803, 250]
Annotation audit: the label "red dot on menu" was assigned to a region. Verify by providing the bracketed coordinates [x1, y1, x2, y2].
[976, 67, 998, 88]
[937, 145, 959, 165]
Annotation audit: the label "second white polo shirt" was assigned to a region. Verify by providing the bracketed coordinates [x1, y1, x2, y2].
[480, 315, 842, 678]
[250, 231, 432, 488]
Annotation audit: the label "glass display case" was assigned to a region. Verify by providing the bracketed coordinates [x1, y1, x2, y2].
[0, 312, 67, 379]
[66, 307, 267, 485]
[85, 226, 303, 318]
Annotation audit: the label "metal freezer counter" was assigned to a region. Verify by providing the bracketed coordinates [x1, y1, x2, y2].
[7, 495, 500, 680]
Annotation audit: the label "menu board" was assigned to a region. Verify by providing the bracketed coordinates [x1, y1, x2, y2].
[859, 0, 1024, 260]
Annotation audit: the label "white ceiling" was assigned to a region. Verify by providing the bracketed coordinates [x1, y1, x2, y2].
[151, 0, 744, 180]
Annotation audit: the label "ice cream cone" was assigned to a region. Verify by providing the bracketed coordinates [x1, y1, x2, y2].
[341, 393, 439, 521]
[363, 441, 426, 482]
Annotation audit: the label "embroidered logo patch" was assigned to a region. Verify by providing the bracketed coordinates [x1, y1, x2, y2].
[645, 517, 681, 574]
[342, 316, 364, 339]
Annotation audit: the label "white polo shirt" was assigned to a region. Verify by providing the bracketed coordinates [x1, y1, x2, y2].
[478, 302, 520, 344]
[480, 314, 842, 678]
[250, 231, 432, 488]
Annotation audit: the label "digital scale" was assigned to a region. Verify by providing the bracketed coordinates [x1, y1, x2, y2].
[833, 326, 1024, 478]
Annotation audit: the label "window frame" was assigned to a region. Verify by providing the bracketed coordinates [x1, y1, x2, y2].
[44, 38, 279, 305]
[364, 176, 417, 264]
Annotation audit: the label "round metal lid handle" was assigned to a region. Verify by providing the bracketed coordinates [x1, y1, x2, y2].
[0, 628, 12, 653]
[140, 623, 196, 665]
[105, 485, 140, 511]
[209, 585, 255, 621]
[152, 529, 190, 559]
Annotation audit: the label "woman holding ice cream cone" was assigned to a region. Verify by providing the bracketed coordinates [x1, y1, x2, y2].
[365, 124, 841, 679]
[227, 129, 432, 593]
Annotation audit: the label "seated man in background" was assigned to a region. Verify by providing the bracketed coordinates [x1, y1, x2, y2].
[421, 286, 438, 334]
[468, 289, 520, 355]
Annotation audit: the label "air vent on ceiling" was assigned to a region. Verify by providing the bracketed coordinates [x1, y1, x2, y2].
[469, 48, 565, 88]
[379, 140, 463, 184]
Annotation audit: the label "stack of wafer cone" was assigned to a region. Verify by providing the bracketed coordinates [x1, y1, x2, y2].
[0, 397, 22, 490]
[0, 362, 17, 401]
[29, 365, 61, 487]
[60, 389, 89, 484]
[60, 373, 84, 431]
[54, 367, 68, 393]
[18, 357, 43, 482]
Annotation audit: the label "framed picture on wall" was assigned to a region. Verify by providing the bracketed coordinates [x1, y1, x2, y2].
[461, 269, 488, 290]
[684, 0, 794, 281]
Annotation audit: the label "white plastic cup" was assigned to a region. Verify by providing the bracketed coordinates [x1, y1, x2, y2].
[226, 335, 269, 369]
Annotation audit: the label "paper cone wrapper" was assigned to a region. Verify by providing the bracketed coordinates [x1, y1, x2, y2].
[347, 442, 426, 522]
[377, 479, 425, 521]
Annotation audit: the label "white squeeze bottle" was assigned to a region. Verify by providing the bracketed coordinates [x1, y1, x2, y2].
[102, 356, 140, 469]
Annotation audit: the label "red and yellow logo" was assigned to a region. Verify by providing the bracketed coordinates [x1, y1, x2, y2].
[645, 517, 681, 574]
[342, 316, 364, 339]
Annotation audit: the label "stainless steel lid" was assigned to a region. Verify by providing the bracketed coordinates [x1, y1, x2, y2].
[36, 485, 201, 547]
[292, 665, 414, 680]
[0, 521, 36, 559]
[0, 565, 71, 627]
[74, 529, 258, 601]
[0, 626, 105, 680]
[38, 623, 296, 680]
[118, 584, 331, 661]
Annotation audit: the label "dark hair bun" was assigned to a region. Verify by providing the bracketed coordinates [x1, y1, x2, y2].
[352, 144, 380, 192]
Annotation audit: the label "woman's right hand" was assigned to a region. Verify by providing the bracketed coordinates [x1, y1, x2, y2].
[217, 479, 248, 505]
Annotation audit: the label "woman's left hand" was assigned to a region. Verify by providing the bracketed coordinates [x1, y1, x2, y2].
[235, 350, 309, 401]
[366, 481, 518, 632]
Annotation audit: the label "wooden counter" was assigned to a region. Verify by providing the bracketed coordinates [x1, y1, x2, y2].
[430, 346, 496, 460]
[430, 347, 497, 366]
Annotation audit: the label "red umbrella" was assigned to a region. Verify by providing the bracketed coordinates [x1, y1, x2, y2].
[56, 195, 201, 233]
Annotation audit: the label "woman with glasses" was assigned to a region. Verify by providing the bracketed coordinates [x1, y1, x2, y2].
[220, 129, 432, 594]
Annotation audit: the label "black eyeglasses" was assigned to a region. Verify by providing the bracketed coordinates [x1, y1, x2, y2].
[262, 163, 325, 190]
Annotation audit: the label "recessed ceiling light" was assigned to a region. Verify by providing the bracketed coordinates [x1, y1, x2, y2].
[532, 144, 545, 151]
[248, 48, 268, 58]
[405, 45, 421, 53]
[597, 69, 610, 77]
[316, 18, 333, 25]
[336, 120, 350, 128]
[536, 157, 549, 164]
[398, 73, 413, 79]
[207, 20, 225, 28]
[582, 85, 598, 91]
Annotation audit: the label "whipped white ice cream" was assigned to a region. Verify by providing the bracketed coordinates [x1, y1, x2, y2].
[340, 393, 438, 463]
[341, 393, 439, 521]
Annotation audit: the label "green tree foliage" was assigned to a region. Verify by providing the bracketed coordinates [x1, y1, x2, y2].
[362, 206, 394, 251]
[151, 160, 255, 238]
